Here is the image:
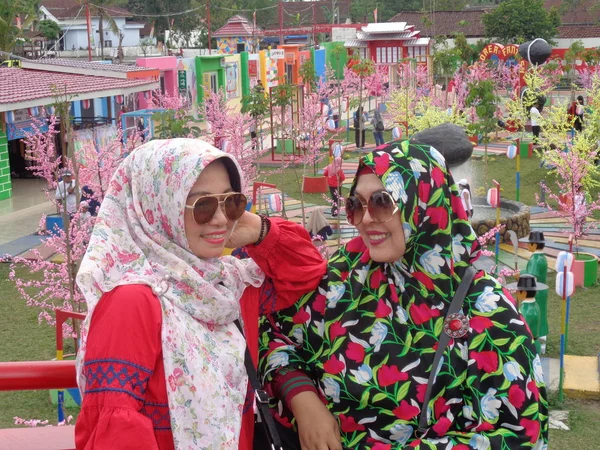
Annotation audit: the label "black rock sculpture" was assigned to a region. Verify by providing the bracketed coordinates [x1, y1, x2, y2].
[412, 123, 473, 167]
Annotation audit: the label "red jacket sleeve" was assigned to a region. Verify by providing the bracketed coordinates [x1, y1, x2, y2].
[75, 285, 162, 450]
[245, 217, 326, 312]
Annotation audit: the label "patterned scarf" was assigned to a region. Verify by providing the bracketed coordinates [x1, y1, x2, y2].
[76, 139, 264, 448]
[347, 140, 480, 301]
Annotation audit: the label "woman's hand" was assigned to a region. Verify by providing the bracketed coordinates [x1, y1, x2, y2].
[226, 211, 261, 249]
[290, 391, 342, 450]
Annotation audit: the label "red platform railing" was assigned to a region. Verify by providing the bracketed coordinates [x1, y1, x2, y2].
[0, 360, 77, 391]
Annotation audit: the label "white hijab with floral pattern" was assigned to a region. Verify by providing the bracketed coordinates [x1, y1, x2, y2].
[76, 139, 264, 448]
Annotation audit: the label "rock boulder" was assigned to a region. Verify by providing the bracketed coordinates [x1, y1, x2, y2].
[412, 123, 473, 167]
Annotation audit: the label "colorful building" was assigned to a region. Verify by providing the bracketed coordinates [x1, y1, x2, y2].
[0, 62, 158, 200]
[214, 15, 263, 55]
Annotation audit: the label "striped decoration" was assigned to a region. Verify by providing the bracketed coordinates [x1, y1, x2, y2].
[82, 99, 91, 109]
[4, 111, 15, 124]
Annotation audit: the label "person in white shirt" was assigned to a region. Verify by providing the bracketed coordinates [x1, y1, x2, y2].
[458, 178, 473, 218]
[55, 170, 78, 216]
[530, 101, 543, 144]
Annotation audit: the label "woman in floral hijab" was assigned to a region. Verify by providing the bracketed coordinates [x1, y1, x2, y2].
[75, 139, 325, 449]
[259, 141, 548, 449]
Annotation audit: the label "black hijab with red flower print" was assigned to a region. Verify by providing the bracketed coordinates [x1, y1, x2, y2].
[259, 141, 548, 449]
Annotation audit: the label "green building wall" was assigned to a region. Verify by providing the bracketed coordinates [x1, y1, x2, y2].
[0, 130, 11, 200]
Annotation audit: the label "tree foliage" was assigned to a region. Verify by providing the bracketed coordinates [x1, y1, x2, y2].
[38, 19, 61, 41]
[482, 0, 560, 45]
[0, 0, 39, 52]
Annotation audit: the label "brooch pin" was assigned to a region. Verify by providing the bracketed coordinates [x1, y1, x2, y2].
[443, 312, 469, 338]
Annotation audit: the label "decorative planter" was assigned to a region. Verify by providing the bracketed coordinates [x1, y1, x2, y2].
[572, 253, 598, 288]
[519, 140, 533, 158]
[276, 139, 296, 155]
[302, 175, 328, 194]
[46, 213, 64, 236]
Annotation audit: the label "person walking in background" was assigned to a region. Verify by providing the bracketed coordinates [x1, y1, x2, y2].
[371, 108, 385, 146]
[323, 157, 345, 217]
[354, 106, 367, 149]
[458, 178, 473, 218]
[530, 100, 543, 144]
[55, 169, 78, 217]
[575, 95, 585, 131]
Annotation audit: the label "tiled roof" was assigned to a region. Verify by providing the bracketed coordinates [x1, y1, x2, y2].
[390, 4, 600, 40]
[558, 25, 600, 39]
[213, 15, 263, 37]
[0, 68, 156, 110]
[41, 0, 132, 19]
[545, 0, 600, 24]
[388, 10, 487, 37]
[33, 58, 154, 73]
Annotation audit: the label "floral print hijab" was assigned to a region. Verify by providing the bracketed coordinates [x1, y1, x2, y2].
[76, 139, 264, 448]
[349, 140, 480, 301]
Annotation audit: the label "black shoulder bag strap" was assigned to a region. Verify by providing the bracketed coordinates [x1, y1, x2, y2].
[417, 266, 476, 435]
[234, 319, 283, 450]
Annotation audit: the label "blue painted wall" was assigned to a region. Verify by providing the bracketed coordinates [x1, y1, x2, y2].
[314, 49, 326, 80]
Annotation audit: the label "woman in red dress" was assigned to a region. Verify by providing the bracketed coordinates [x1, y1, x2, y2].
[75, 138, 325, 449]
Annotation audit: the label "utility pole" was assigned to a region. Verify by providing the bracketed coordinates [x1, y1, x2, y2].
[278, 1, 283, 47]
[207, 0, 211, 53]
[312, 2, 316, 47]
[85, 2, 92, 61]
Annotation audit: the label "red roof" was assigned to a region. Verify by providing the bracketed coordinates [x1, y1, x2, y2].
[389, 10, 487, 37]
[558, 25, 600, 39]
[213, 15, 263, 38]
[545, 0, 600, 24]
[0, 68, 156, 110]
[390, 2, 600, 40]
[41, 0, 132, 19]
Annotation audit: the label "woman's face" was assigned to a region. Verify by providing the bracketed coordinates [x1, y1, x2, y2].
[184, 160, 236, 259]
[354, 173, 406, 263]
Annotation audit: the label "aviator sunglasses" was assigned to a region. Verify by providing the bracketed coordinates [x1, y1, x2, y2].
[185, 192, 247, 225]
[345, 190, 399, 226]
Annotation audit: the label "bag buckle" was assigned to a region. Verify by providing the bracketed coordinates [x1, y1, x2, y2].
[255, 389, 269, 404]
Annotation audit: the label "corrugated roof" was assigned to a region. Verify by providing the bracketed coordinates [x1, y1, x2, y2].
[344, 39, 367, 48]
[32, 58, 154, 73]
[41, 0, 132, 19]
[356, 30, 419, 40]
[0, 68, 156, 110]
[404, 38, 431, 46]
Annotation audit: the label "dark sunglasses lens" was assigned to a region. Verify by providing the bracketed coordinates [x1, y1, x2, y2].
[224, 193, 247, 221]
[345, 196, 363, 225]
[193, 197, 219, 224]
[368, 191, 395, 222]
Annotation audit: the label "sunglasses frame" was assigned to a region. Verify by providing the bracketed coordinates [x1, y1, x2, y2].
[345, 190, 398, 226]
[185, 192, 247, 225]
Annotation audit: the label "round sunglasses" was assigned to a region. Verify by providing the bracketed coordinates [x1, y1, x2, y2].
[185, 192, 247, 225]
[345, 190, 398, 226]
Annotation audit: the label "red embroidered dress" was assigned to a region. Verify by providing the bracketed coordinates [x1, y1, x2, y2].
[76, 218, 326, 449]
